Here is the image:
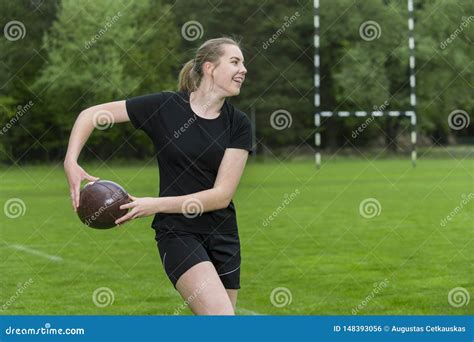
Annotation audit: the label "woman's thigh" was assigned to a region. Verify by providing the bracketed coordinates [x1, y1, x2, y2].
[175, 261, 234, 315]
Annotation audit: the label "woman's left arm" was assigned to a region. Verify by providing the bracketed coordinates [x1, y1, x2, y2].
[115, 148, 249, 225]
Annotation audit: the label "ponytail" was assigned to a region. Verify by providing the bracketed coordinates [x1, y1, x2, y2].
[178, 59, 199, 92]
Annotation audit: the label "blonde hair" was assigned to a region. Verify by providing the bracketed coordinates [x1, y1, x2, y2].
[178, 37, 241, 93]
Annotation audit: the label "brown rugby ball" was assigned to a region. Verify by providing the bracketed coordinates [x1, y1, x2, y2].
[77, 180, 131, 229]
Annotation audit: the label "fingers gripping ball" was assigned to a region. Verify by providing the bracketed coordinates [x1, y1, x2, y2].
[77, 180, 132, 229]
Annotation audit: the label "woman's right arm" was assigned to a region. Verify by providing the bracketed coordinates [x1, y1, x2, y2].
[64, 100, 130, 212]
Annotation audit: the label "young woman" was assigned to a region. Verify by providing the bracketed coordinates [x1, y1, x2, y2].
[64, 37, 252, 315]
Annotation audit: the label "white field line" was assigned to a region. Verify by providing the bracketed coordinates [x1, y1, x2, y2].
[4, 243, 264, 315]
[7, 244, 63, 262]
[3, 241, 151, 277]
[236, 307, 264, 315]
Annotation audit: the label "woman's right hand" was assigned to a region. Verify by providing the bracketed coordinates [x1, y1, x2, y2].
[64, 160, 100, 212]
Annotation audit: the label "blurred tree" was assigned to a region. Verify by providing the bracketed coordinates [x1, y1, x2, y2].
[171, 0, 315, 154]
[416, 0, 474, 144]
[33, 0, 179, 161]
[0, 0, 60, 163]
[1, 0, 471, 163]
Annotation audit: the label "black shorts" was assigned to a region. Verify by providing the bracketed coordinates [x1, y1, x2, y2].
[155, 229, 241, 289]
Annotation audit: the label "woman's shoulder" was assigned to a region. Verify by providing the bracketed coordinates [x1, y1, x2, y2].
[155, 90, 186, 101]
[225, 100, 247, 119]
[224, 103, 251, 133]
[227, 103, 249, 124]
[134, 90, 183, 99]
[135, 90, 188, 111]
[128, 90, 182, 103]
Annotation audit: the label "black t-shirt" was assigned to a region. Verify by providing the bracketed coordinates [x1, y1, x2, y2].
[125, 91, 252, 234]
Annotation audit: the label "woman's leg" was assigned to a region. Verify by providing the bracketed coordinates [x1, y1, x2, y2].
[207, 231, 241, 311]
[226, 289, 238, 311]
[175, 261, 234, 315]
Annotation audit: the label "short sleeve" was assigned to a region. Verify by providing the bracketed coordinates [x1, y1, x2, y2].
[125, 92, 166, 139]
[228, 112, 253, 154]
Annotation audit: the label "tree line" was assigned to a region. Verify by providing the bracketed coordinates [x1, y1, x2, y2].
[0, 0, 472, 163]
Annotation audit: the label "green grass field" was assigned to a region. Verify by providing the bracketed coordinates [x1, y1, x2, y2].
[1, 157, 473, 315]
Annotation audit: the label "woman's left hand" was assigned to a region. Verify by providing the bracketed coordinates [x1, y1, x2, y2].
[115, 195, 160, 225]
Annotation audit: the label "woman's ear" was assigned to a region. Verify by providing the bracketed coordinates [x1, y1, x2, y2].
[203, 61, 216, 76]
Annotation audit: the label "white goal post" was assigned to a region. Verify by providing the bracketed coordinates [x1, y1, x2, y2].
[313, 0, 417, 168]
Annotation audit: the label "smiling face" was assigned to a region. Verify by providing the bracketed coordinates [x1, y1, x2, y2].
[204, 44, 247, 97]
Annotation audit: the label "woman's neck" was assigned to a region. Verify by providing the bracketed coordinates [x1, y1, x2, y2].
[190, 87, 225, 119]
